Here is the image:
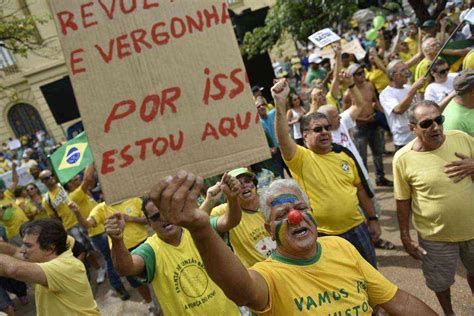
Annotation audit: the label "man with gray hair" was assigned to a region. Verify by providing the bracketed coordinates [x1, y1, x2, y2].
[148, 171, 437, 315]
[380, 59, 426, 151]
[443, 69, 474, 136]
[393, 100, 474, 315]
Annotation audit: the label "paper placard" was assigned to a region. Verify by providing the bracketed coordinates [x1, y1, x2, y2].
[7, 139, 21, 151]
[0, 166, 34, 188]
[463, 8, 474, 25]
[48, 0, 270, 203]
[308, 28, 341, 48]
[319, 39, 367, 61]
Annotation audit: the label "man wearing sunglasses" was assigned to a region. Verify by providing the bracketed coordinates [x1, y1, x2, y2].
[104, 174, 242, 315]
[273, 79, 380, 268]
[393, 100, 474, 316]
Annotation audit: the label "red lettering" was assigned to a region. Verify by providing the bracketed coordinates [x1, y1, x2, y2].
[104, 100, 136, 133]
[220, 3, 230, 24]
[228, 68, 244, 99]
[70, 49, 86, 75]
[151, 22, 170, 45]
[101, 150, 117, 174]
[120, 0, 137, 14]
[119, 145, 134, 168]
[97, 0, 116, 19]
[81, 2, 98, 29]
[152, 137, 169, 156]
[236, 112, 252, 130]
[201, 123, 219, 141]
[95, 39, 115, 64]
[211, 74, 228, 101]
[186, 11, 203, 33]
[203, 5, 219, 28]
[170, 17, 186, 38]
[140, 94, 160, 122]
[202, 68, 211, 105]
[135, 138, 153, 160]
[143, 0, 160, 9]
[219, 117, 238, 138]
[161, 87, 181, 115]
[169, 130, 184, 151]
[130, 29, 152, 53]
[255, 112, 260, 124]
[57, 11, 78, 36]
[116, 34, 132, 59]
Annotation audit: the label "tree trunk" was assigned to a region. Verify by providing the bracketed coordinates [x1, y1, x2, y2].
[407, 0, 448, 23]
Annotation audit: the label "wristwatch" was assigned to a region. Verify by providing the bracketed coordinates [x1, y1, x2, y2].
[367, 216, 378, 221]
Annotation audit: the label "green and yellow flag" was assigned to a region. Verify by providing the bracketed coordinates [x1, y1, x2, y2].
[50, 132, 94, 184]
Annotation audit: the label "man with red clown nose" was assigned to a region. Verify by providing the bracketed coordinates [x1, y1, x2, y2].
[149, 171, 436, 315]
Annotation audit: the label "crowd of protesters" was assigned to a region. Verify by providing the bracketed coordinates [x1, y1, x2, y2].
[0, 1, 473, 316]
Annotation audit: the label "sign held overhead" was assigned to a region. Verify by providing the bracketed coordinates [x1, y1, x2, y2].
[308, 28, 341, 48]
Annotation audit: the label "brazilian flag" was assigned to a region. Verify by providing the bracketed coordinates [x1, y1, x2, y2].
[50, 132, 94, 184]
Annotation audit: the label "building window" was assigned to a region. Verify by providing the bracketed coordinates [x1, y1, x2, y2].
[7, 103, 46, 138]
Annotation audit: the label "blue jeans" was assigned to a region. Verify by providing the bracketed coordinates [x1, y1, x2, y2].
[353, 124, 385, 182]
[91, 233, 124, 290]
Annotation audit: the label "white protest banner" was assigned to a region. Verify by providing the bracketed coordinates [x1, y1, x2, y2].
[308, 28, 341, 48]
[0, 166, 34, 188]
[48, 0, 270, 203]
[8, 139, 21, 151]
[463, 8, 474, 25]
[319, 39, 367, 61]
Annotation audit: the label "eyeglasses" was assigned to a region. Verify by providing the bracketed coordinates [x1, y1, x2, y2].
[309, 125, 332, 133]
[26, 187, 36, 191]
[148, 212, 161, 222]
[40, 175, 52, 182]
[416, 115, 445, 129]
[354, 71, 365, 77]
[436, 68, 449, 75]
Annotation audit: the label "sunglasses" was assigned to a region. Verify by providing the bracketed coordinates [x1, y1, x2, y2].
[40, 175, 52, 181]
[148, 212, 161, 222]
[310, 125, 332, 133]
[416, 115, 445, 129]
[436, 68, 449, 75]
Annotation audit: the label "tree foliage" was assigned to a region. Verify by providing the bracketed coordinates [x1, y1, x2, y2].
[240, 0, 359, 58]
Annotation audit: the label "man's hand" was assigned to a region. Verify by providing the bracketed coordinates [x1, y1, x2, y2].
[105, 213, 126, 240]
[149, 171, 207, 233]
[271, 79, 290, 107]
[220, 173, 241, 200]
[339, 71, 354, 86]
[67, 201, 80, 214]
[367, 220, 382, 242]
[206, 182, 223, 203]
[401, 236, 427, 260]
[445, 152, 474, 183]
[412, 76, 427, 90]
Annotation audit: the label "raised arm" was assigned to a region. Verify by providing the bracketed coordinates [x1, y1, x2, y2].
[439, 90, 456, 113]
[150, 171, 269, 310]
[0, 255, 48, 286]
[200, 182, 223, 214]
[9, 162, 18, 193]
[392, 77, 426, 114]
[80, 163, 96, 193]
[214, 173, 242, 233]
[105, 213, 145, 276]
[381, 289, 437, 315]
[69, 201, 96, 229]
[329, 43, 342, 99]
[273, 79, 297, 161]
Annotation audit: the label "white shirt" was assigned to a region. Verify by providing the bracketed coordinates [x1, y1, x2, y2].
[424, 73, 457, 104]
[331, 110, 369, 180]
[379, 85, 416, 146]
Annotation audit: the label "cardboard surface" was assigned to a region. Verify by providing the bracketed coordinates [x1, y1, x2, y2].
[0, 166, 34, 188]
[319, 39, 367, 61]
[308, 28, 341, 48]
[48, 0, 270, 203]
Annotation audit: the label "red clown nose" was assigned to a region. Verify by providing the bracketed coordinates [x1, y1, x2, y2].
[287, 210, 304, 225]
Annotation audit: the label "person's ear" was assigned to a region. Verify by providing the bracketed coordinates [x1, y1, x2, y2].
[264, 222, 274, 240]
[409, 123, 416, 132]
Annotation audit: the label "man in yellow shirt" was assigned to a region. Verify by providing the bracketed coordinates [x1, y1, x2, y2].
[0, 163, 28, 246]
[73, 196, 152, 304]
[211, 168, 275, 268]
[393, 100, 474, 315]
[148, 170, 437, 315]
[0, 219, 100, 315]
[273, 79, 380, 268]
[66, 164, 130, 300]
[105, 174, 242, 315]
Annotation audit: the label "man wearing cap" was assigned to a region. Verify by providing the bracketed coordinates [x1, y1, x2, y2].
[421, 20, 437, 38]
[443, 69, 474, 136]
[393, 100, 474, 315]
[148, 172, 437, 315]
[211, 168, 276, 268]
[304, 54, 326, 86]
[343, 63, 392, 187]
[380, 60, 427, 151]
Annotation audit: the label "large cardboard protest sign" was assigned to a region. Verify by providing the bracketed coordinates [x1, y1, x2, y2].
[48, 0, 270, 203]
[319, 39, 367, 61]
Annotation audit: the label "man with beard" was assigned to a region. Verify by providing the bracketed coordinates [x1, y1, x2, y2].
[147, 171, 437, 315]
[393, 100, 474, 315]
[211, 168, 276, 268]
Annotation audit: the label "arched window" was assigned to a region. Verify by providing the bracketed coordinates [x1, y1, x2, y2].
[7, 103, 46, 138]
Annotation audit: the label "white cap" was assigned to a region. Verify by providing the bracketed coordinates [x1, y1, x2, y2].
[308, 54, 322, 64]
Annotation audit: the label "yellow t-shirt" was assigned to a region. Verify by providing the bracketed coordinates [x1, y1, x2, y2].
[69, 187, 104, 237]
[0, 190, 28, 239]
[284, 146, 364, 234]
[366, 68, 389, 93]
[463, 49, 474, 69]
[135, 231, 240, 315]
[404, 37, 418, 56]
[393, 131, 474, 241]
[16, 197, 48, 221]
[35, 249, 100, 316]
[211, 204, 275, 268]
[90, 198, 148, 249]
[250, 236, 398, 315]
[42, 186, 78, 230]
[414, 58, 433, 93]
[399, 51, 417, 77]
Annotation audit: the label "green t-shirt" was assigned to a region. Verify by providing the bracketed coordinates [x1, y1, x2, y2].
[305, 68, 327, 85]
[443, 99, 474, 136]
